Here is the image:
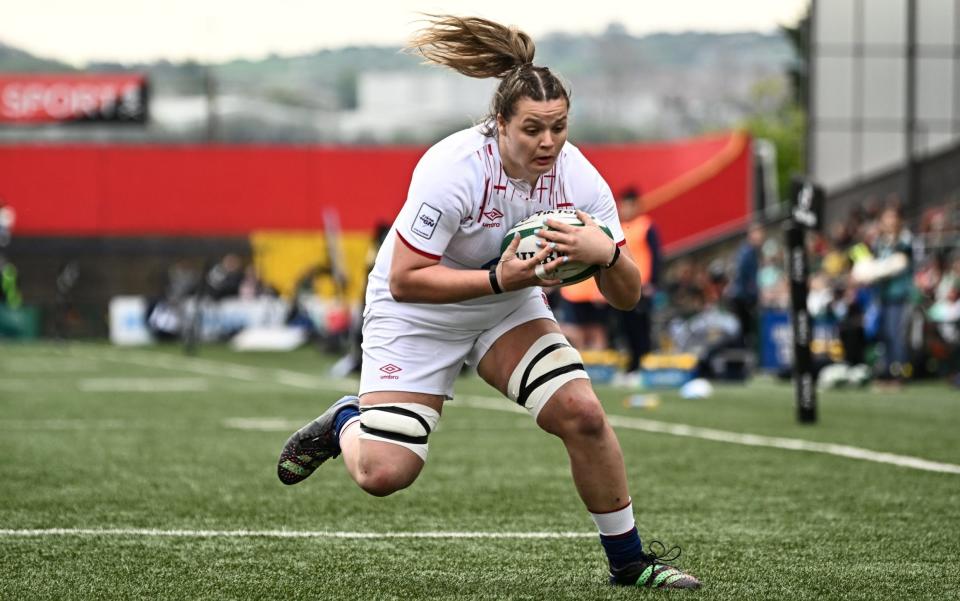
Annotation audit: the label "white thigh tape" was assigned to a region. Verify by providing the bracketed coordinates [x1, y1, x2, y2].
[358, 403, 440, 462]
[507, 333, 589, 419]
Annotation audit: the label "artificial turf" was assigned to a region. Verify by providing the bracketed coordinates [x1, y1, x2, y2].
[1, 341, 958, 600]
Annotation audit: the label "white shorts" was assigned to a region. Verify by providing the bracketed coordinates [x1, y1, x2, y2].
[359, 292, 556, 399]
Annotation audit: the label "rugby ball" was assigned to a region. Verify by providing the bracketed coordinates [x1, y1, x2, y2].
[500, 209, 613, 286]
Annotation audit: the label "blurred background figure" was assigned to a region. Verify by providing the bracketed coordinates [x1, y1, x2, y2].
[147, 260, 201, 340]
[758, 237, 789, 310]
[557, 287, 610, 351]
[52, 260, 80, 339]
[729, 223, 763, 350]
[612, 186, 662, 380]
[239, 264, 271, 300]
[205, 253, 245, 301]
[0, 201, 15, 312]
[0, 254, 21, 309]
[863, 205, 914, 388]
[0, 200, 14, 248]
[928, 251, 960, 387]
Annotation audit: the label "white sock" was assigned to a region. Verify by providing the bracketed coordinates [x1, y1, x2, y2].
[590, 500, 635, 536]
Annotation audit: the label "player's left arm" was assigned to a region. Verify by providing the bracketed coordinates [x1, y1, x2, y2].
[577, 211, 642, 310]
[536, 210, 641, 310]
[541, 145, 642, 309]
[593, 235, 642, 310]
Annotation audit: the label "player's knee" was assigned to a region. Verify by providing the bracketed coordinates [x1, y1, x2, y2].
[355, 462, 413, 497]
[562, 396, 607, 438]
[540, 392, 607, 439]
[355, 402, 438, 496]
[573, 398, 607, 437]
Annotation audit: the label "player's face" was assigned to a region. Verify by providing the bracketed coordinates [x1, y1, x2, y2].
[497, 97, 569, 185]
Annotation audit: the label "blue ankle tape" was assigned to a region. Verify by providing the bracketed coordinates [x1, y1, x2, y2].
[333, 405, 360, 443]
[599, 527, 644, 569]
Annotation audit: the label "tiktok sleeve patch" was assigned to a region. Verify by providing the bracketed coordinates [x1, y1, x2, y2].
[411, 203, 442, 240]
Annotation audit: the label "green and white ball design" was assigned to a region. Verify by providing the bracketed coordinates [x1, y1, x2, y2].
[500, 209, 614, 286]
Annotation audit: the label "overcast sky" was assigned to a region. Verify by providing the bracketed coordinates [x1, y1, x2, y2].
[3, 0, 809, 66]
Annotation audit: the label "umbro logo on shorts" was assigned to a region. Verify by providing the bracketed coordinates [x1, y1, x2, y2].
[379, 364, 402, 380]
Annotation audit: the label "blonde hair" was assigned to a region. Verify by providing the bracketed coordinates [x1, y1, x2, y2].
[407, 15, 570, 134]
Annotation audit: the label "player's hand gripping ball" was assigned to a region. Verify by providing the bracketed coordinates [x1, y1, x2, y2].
[501, 209, 613, 286]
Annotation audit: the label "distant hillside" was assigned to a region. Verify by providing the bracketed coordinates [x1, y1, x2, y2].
[211, 29, 793, 84]
[0, 29, 793, 83]
[541, 29, 793, 74]
[0, 41, 75, 72]
[0, 27, 797, 144]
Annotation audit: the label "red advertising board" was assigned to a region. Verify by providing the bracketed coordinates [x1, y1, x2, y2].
[0, 133, 751, 253]
[0, 73, 148, 124]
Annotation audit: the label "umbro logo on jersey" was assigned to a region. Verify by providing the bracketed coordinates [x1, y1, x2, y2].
[482, 207, 504, 228]
[379, 363, 402, 380]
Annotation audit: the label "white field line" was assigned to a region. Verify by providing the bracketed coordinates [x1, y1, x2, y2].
[0, 528, 595, 540]
[605, 415, 960, 475]
[74, 346, 960, 476]
[0, 378, 206, 393]
[0, 380, 40, 391]
[223, 417, 303, 431]
[0, 357, 99, 372]
[451, 397, 960, 476]
[75, 347, 356, 393]
[79, 378, 209, 392]
[0, 379, 288, 395]
[0, 419, 130, 430]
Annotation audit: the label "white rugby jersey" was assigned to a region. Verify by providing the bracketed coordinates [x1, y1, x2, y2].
[364, 125, 625, 329]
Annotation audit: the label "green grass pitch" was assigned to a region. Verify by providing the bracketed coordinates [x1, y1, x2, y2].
[1, 341, 958, 600]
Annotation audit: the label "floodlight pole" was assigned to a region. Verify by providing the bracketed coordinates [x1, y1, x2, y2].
[787, 178, 823, 424]
[903, 0, 918, 212]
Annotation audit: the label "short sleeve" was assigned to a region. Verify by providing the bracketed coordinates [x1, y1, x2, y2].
[394, 148, 479, 260]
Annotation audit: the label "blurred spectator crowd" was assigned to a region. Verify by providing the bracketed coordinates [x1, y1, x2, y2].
[146, 253, 352, 352]
[554, 194, 960, 390]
